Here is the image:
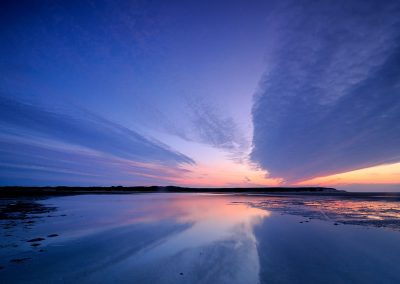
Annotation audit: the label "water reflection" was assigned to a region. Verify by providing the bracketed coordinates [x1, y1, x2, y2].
[102, 195, 270, 284]
[2, 193, 400, 284]
[0, 194, 269, 284]
[167, 194, 270, 248]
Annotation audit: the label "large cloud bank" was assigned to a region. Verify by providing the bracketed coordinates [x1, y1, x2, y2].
[251, 0, 400, 181]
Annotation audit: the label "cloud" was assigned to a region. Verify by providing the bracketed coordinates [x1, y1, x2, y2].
[0, 95, 193, 185]
[251, 0, 400, 182]
[186, 97, 248, 152]
[154, 96, 250, 160]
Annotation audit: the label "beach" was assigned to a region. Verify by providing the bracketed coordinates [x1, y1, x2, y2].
[1, 193, 400, 283]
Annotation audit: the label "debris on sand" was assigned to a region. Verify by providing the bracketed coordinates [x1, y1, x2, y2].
[27, 237, 45, 242]
[10, 258, 31, 264]
[0, 201, 56, 221]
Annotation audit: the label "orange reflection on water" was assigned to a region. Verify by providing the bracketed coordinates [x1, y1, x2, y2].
[170, 194, 270, 223]
[121, 194, 270, 237]
[303, 199, 400, 221]
[250, 195, 400, 229]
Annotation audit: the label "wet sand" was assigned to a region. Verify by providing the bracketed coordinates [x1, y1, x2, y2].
[1, 193, 400, 283]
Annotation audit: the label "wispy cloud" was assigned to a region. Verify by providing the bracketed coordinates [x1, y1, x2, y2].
[0, 95, 193, 185]
[251, 0, 400, 182]
[154, 96, 250, 160]
[186, 97, 248, 152]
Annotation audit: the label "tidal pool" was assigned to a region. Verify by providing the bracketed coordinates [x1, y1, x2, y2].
[1, 193, 400, 283]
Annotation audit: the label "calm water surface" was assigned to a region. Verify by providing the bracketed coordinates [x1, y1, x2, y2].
[1, 193, 400, 283]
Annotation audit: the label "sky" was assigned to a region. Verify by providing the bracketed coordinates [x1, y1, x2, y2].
[1, 0, 399, 191]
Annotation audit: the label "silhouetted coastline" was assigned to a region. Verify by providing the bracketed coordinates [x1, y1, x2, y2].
[0, 186, 340, 196]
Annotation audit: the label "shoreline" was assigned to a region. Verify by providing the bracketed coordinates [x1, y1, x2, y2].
[1, 186, 399, 200]
[1, 185, 336, 196]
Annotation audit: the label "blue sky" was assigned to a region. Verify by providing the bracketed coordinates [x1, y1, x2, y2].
[1, 0, 399, 190]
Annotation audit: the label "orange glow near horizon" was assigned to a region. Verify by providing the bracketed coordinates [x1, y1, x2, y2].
[145, 132, 283, 187]
[173, 160, 282, 187]
[170, 161, 400, 188]
[298, 162, 400, 187]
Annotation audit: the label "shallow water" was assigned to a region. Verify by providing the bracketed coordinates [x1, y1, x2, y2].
[1, 193, 400, 283]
